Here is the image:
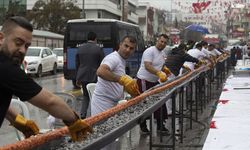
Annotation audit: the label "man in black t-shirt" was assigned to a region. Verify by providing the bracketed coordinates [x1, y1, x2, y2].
[165, 43, 200, 76]
[0, 16, 92, 142]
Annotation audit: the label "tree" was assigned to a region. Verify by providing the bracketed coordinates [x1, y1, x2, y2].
[0, 0, 26, 24]
[26, 0, 81, 34]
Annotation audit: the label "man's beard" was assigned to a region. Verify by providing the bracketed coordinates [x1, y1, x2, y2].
[0, 46, 24, 65]
[12, 51, 25, 65]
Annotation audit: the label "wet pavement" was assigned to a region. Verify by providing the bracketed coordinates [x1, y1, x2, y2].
[0, 72, 226, 150]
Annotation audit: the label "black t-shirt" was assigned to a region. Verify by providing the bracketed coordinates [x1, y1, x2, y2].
[165, 48, 199, 76]
[0, 53, 42, 127]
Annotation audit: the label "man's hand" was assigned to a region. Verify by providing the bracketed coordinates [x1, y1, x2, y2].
[156, 71, 167, 82]
[211, 56, 217, 64]
[194, 60, 207, 69]
[12, 114, 39, 138]
[183, 65, 192, 72]
[76, 80, 82, 87]
[118, 75, 140, 97]
[67, 119, 93, 142]
[223, 53, 228, 57]
[199, 60, 207, 65]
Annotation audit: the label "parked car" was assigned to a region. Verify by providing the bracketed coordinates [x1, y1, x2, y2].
[25, 47, 57, 77]
[53, 48, 63, 70]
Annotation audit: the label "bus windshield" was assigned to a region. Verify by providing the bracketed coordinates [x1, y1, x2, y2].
[69, 24, 112, 41]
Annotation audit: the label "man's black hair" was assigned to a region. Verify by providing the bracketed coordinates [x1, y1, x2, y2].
[158, 34, 168, 39]
[121, 35, 137, 44]
[200, 41, 208, 46]
[178, 43, 187, 50]
[1, 16, 33, 33]
[208, 44, 215, 47]
[195, 43, 203, 49]
[87, 31, 97, 41]
[187, 40, 195, 45]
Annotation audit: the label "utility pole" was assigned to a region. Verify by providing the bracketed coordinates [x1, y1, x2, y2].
[170, 0, 173, 25]
[82, 0, 85, 18]
[121, 0, 128, 22]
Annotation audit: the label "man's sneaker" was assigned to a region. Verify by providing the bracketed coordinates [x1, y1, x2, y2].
[140, 126, 150, 134]
[157, 126, 170, 135]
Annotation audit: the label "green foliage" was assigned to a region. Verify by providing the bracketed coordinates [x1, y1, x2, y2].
[26, 0, 81, 34]
[0, 1, 26, 24]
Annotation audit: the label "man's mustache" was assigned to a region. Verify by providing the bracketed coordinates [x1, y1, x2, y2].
[12, 51, 25, 64]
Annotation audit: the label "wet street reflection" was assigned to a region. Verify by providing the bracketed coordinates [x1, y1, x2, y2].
[33, 72, 74, 93]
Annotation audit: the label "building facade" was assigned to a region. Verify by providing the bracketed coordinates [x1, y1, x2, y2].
[226, 3, 250, 40]
[0, 25, 63, 48]
[27, 0, 138, 24]
[137, 2, 168, 43]
[31, 30, 64, 49]
[1, 0, 171, 44]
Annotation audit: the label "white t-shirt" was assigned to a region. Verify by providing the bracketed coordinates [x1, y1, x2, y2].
[210, 49, 222, 56]
[137, 46, 165, 82]
[92, 51, 125, 103]
[201, 47, 212, 57]
[184, 48, 206, 70]
[242, 45, 248, 55]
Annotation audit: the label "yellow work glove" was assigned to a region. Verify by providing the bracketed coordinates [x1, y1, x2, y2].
[162, 66, 171, 76]
[207, 59, 215, 69]
[194, 60, 207, 69]
[156, 71, 167, 82]
[200, 60, 207, 65]
[67, 119, 93, 142]
[12, 114, 39, 138]
[64, 112, 92, 142]
[118, 75, 140, 97]
[211, 56, 217, 64]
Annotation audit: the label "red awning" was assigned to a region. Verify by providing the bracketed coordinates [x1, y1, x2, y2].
[203, 37, 220, 44]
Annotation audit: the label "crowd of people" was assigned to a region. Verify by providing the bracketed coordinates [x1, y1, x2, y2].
[75, 32, 229, 147]
[0, 16, 229, 148]
[230, 43, 250, 66]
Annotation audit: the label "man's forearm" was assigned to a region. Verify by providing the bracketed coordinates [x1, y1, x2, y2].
[97, 65, 120, 82]
[28, 89, 78, 123]
[43, 97, 77, 123]
[6, 107, 18, 124]
[145, 62, 159, 75]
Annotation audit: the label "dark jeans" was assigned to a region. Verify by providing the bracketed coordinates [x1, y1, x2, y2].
[137, 78, 168, 129]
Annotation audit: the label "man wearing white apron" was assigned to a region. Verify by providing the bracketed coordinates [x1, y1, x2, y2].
[91, 36, 140, 150]
[137, 34, 170, 134]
